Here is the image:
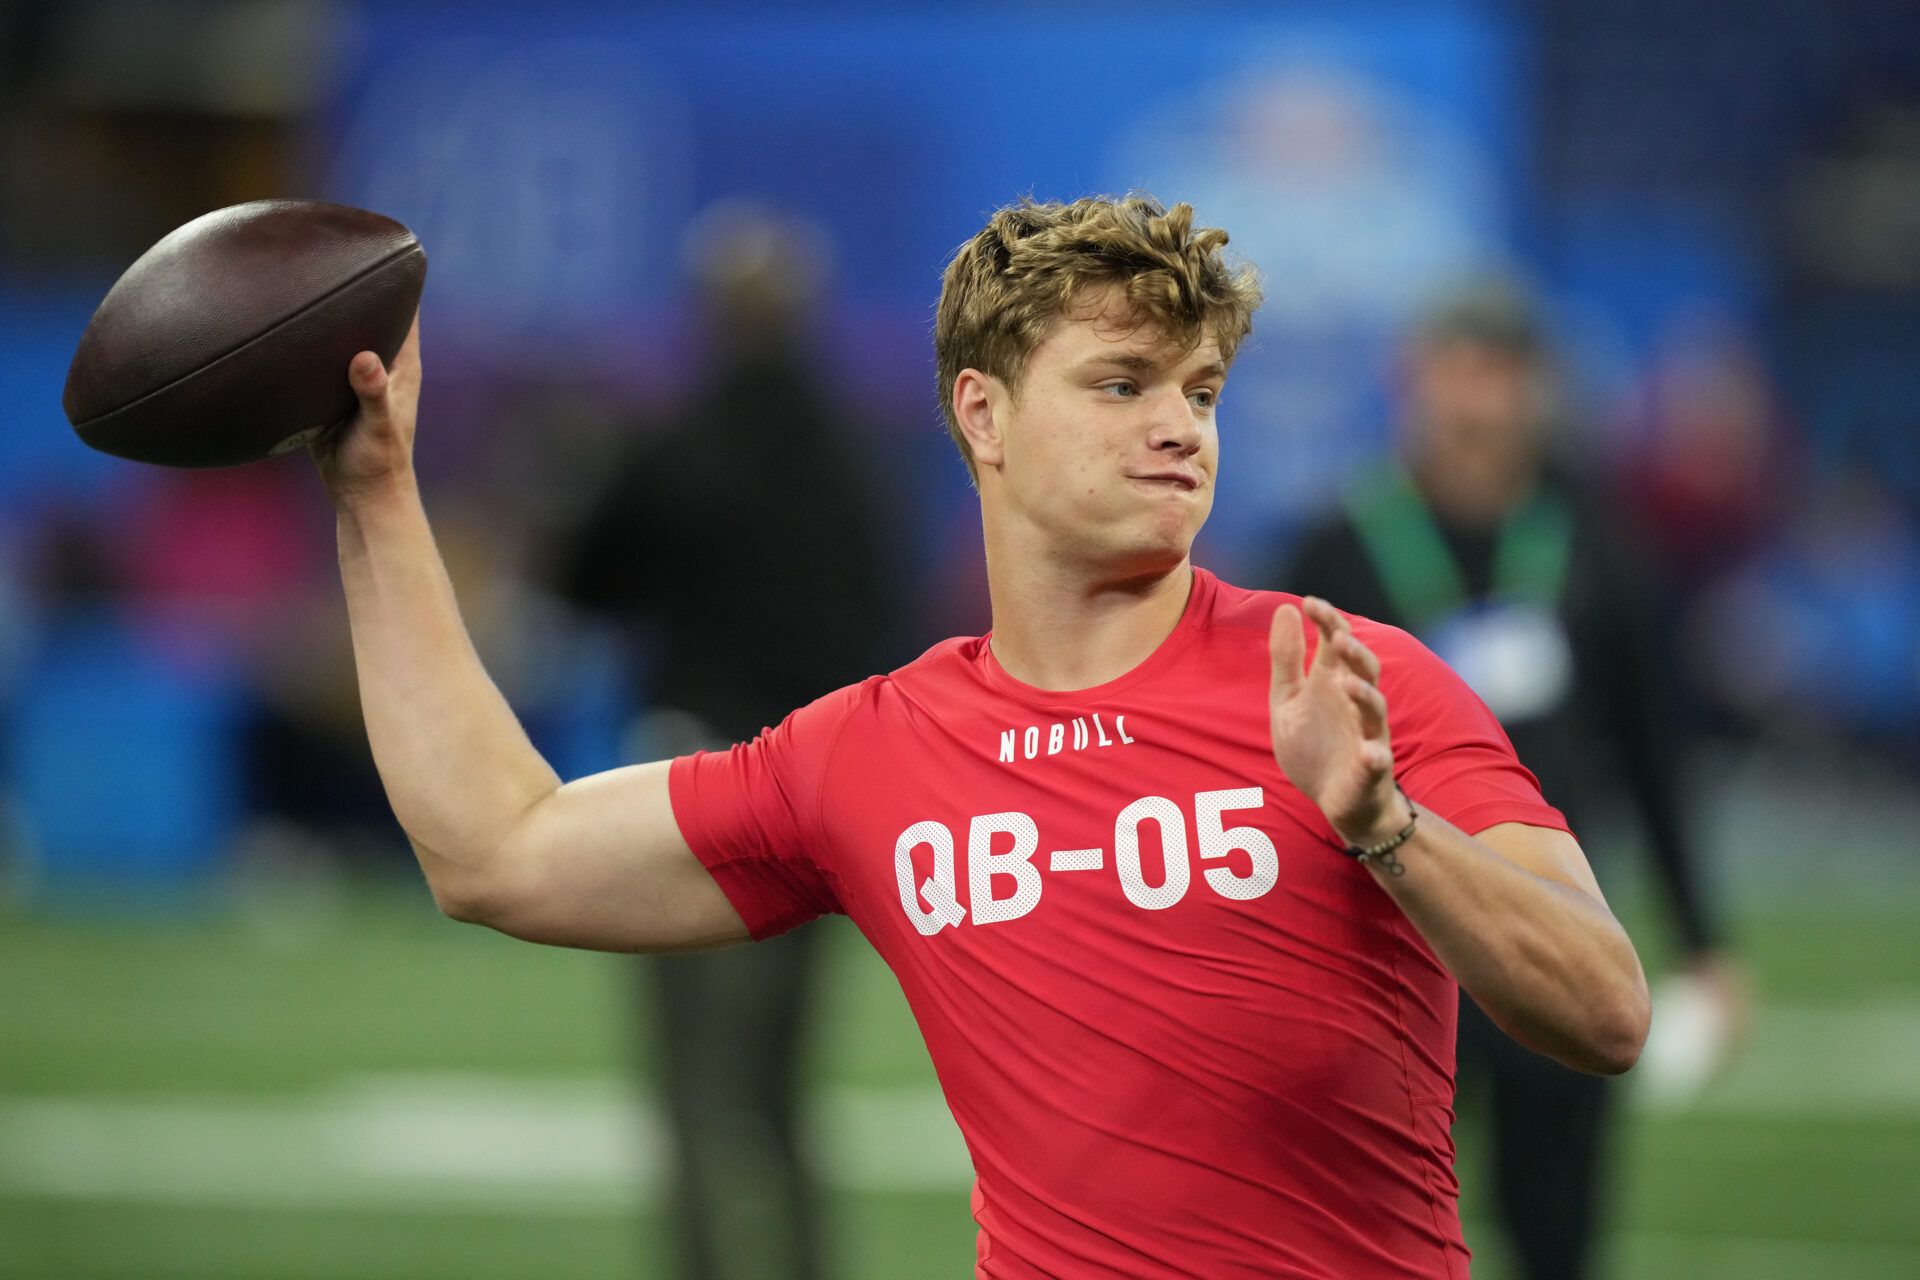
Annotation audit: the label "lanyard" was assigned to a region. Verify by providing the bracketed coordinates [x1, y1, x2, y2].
[1343, 465, 1574, 629]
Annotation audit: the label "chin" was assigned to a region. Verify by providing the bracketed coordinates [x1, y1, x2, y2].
[1057, 503, 1205, 577]
[1105, 530, 1196, 579]
[1145, 509, 1206, 561]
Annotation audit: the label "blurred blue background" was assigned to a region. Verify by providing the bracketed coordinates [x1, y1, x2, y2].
[3, 2, 1918, 1278]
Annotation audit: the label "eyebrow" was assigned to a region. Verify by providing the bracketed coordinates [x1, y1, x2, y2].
[1074, 353, 1228, 379]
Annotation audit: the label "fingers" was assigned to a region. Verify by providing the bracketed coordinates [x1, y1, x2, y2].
[349, 350, 385, 389]
[1344, 671, 1388, 739]
[1304, 598, 1374, 681]
[1282, 596, 1390, 722]
[347, 311, 421, 415]
[1336, 630, 1381, 684]
[1269, 603, 1306, 700]
[1301, 596, 1346, 674]
[349, 350, 389, 416]
[1302, 595, 1348, 635]
[1301, 596, 1381, 685]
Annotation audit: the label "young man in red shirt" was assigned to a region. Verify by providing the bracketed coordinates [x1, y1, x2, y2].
[318, 195, 1649, 1279]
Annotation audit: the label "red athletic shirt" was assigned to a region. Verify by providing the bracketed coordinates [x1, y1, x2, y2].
[669, 569, 1566, 1278]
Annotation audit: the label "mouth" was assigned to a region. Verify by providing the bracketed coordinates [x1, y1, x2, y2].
[1127, 471, 1202, 491]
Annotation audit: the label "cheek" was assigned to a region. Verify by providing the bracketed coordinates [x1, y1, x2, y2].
[1184, 430, 1220, 483]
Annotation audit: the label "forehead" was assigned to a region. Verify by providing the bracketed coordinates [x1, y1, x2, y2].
[1028, 284, 1225, 375]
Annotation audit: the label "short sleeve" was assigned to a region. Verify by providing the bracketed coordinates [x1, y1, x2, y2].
[1362, 620, 1571, 837]
[667, 683, 864, 940]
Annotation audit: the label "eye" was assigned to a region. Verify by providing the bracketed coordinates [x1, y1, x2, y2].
[1189, 387, 1219, 409]
[1100, 380, 1138, 398]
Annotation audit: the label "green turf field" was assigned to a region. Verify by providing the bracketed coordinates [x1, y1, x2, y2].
[4, 879, 1918, 1279]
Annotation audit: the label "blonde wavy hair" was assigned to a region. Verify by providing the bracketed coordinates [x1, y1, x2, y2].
[935, 194, 1262, 478]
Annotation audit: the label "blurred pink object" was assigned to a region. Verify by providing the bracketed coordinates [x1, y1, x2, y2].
[1619, 309, 1791, 587]
[114, 464, 329, 636]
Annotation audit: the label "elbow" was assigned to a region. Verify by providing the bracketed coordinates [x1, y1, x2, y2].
[1580, 982, 1653, 1077]
[1584, 1028, 1646, 1078]
[419, 847, 517, 928]
[416, 799, 555, 931]
[429, 877, 494, 926]
[1570, 926, 1653, 1076]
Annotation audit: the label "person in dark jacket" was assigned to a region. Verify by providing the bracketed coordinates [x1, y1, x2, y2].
[557, 204, 899, 1280]
[1272, 282, 1747, 1280]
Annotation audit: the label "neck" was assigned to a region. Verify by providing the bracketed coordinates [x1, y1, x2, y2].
[982, 529, 1196, 691]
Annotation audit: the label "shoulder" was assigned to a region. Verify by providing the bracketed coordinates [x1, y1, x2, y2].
[891, 633, 983, 678]
[765, 637, 988, 818]
[1199, 571, 1291, 637]
[1360, 616, 1508, 743]
[754, 629, 987, 758]
[1206, 570, 1465, 696]
[1203, 568, 1402, 649]
[799, 633, 986, 733]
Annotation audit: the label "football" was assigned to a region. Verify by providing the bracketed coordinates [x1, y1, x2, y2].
[63, 199, 427, 468]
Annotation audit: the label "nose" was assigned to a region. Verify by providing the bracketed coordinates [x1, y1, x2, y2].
[1145, 390, 1202, 455]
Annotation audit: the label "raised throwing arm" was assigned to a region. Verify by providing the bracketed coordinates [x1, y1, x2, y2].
[311, 321, 749, 952]
[1267, 597, 1650, 1075]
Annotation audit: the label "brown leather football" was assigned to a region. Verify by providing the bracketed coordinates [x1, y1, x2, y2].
[63, 200, 427, 468]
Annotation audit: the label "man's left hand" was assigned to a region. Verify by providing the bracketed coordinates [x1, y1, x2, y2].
[1269, 597, 1412, 848]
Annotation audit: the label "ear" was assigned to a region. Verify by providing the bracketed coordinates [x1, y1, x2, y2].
[952, 368, 1008, 471]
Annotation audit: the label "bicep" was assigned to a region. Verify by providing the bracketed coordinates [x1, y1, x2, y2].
[487, 761, 752, 953]
[1474, 821, 1610, 909]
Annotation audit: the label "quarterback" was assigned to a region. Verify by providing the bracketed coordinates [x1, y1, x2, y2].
[316, 195, 1648, 1278]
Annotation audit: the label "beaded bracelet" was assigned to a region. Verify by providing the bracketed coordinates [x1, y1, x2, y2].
[1344, 785, 1418, 869]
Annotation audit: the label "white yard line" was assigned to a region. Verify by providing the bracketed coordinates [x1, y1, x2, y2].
[1629, 1002, 1920, 1115]
[0, 1079, 973, 1212]
[1602, 1228, 1920, 1279]
[1, 1001, 1915, 1220]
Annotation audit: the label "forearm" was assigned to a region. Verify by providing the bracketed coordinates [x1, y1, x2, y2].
[1361, 807, 1649, 1075]
[336, 473, 562, 906]
[1269, 598, 1650, 1074]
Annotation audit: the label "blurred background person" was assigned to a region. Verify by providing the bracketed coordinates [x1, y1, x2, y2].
[1268, 281, 1748, 1280]
[552, 202, 900, 1280]
[1614, 309, 1791, 601]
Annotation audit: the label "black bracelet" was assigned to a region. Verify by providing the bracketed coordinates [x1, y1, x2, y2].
[1344, 785, 1418, 864]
